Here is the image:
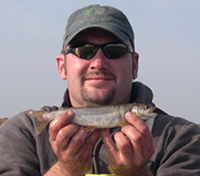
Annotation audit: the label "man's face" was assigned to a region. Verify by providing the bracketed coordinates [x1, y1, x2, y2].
[57, 28, 138, 107]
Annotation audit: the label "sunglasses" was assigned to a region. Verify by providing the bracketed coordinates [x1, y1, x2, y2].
[64, 42, 134, 59]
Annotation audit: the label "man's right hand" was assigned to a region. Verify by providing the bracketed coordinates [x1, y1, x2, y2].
[44, 110, 100, 176]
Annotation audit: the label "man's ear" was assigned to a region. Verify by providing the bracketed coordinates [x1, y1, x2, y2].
[56, 54, 67, 80]
[132, 52, 139, 80]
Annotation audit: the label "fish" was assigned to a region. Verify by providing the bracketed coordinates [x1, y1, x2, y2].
[28, 103, 157, 136]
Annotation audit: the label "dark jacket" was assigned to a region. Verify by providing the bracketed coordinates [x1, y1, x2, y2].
[0, 82, 200, 175]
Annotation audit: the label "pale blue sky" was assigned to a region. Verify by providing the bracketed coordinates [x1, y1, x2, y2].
[0, 0, 199, 123]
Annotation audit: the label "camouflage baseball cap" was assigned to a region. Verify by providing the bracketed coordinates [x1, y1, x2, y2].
[62, 4, 134, 50]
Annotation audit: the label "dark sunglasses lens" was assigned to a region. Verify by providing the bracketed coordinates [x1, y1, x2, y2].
[74, 44, 96, 59]
[104, 44, 128, 59]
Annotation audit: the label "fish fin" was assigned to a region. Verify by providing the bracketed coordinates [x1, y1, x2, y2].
[28, 111, 49, 136]
[86, 126, 97, 131]
[140, 113, 158, 120]
[34, 121, 49, 136]
[119, 120, 129, 127]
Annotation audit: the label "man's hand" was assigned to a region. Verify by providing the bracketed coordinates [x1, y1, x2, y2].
[100, 112, 154, 176]
[45, 110, 100, 176]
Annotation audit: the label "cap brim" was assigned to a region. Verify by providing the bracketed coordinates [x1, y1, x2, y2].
[63, 24, 129, 48]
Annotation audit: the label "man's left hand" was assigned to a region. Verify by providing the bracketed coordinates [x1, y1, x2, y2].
[100, 112, 154, 176]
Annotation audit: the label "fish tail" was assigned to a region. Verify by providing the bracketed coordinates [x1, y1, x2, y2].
[28, 111, 49, 136]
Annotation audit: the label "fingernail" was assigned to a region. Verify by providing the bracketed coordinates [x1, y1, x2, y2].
[125, 112, 132, 119]
[66, 110, 74, 117]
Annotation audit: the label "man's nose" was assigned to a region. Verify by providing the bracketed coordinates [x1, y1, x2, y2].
[89, 49, 109, 70]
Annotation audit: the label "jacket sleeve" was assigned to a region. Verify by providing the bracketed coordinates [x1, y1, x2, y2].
[151, 115, 200, 176]
[0, 111, 41, 176]
[0, 106, 58, 176]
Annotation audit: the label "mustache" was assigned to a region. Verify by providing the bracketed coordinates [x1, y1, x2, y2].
[82, 71, 116, 81]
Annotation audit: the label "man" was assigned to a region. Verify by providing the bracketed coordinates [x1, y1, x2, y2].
[0, 4, 200, 176]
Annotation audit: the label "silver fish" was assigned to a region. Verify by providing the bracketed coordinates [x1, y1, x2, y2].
[28, 103, 157, 136]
